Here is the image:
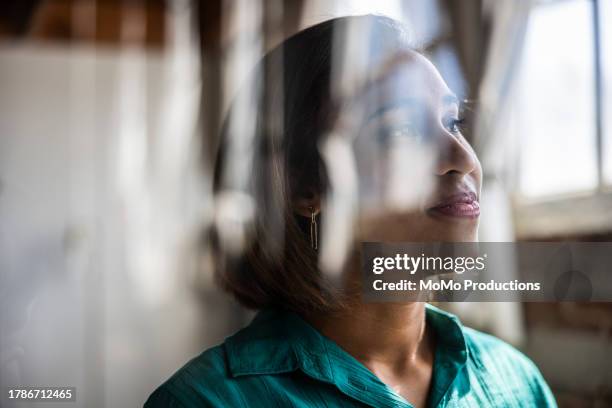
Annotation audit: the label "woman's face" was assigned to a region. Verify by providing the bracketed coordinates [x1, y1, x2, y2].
[349, 51, 482, 242]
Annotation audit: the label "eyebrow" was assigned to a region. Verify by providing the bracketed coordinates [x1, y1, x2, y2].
[365, 98, 418, 123]
[364, 94, 460, 124]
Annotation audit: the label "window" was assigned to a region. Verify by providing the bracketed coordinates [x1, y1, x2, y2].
[512, 0, 612, 237]
[517, 0, 598, 199]
[602, 0, 612, 184]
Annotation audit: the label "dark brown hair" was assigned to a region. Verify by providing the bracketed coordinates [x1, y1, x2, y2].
[211, 15, 411, 315]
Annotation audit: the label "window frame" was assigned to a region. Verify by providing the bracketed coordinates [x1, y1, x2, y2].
[513, 0, 612, 239]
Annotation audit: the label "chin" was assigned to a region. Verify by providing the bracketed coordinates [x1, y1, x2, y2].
[437, 229, 479, 242]
[442, 234, 478, 242]
[424, 222, 479, 242]
[358, 211, 479, 242]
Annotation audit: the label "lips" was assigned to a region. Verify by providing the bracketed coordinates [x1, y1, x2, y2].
[426, 191, 480, 219]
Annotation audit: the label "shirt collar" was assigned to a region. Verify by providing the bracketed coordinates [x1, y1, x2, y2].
[423, 304, 469, 407]
[225, 308, 335, 382]
[225, 304, 469, 406]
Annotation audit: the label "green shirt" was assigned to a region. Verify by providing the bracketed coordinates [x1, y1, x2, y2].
[145, 304, 556, 407]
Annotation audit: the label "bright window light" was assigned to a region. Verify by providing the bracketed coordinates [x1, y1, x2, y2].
[602, 0, 612, 185]
[518, 0, 597, 198]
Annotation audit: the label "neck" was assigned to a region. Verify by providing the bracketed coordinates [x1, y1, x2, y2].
[307, 302, 430, 369]
[303, 251, 436, 406]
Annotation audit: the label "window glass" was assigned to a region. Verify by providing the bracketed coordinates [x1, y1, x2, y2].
[518, 0, 597, 198]
[601, 0, 612, 185]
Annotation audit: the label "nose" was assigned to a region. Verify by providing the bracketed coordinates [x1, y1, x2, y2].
[433, 127, 480, 177]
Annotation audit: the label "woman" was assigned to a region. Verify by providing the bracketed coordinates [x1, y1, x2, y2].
[146, 15, 556, 407]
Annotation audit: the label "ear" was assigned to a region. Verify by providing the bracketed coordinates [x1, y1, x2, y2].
[293, 188, 321, 218]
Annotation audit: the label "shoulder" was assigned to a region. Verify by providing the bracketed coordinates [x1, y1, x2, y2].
[144, 309, 304, 408]
[144, 345, 244, 408]
[463, 327, 536, 374]
[462, 326, 557, 406]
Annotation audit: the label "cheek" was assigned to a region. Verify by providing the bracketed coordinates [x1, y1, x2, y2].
[352, 141, 436, 213]
[473, 157, 483, 189]
[461, 136, 483, 185]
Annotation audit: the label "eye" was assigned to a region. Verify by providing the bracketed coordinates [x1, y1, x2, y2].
[377, 123, 421, 145]
[444, 117, 466, 134]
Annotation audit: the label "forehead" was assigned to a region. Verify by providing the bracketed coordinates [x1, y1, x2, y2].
[362, 51, 454, 108]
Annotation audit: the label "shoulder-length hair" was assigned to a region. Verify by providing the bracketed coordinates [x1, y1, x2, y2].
[211, 15, 412, 315]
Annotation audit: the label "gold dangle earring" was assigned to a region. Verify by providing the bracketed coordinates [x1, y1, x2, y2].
[309, 206, 318, 250]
